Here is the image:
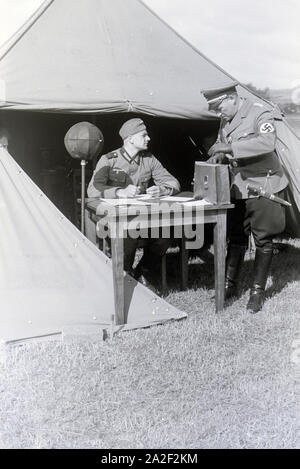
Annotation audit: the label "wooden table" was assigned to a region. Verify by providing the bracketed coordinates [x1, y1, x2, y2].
[84, 198, 234, 323]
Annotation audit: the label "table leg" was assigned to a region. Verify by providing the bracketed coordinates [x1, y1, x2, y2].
[110, 227, 125, 325]
[180, 235, 189, 290]
[213, 210, 227, 313]
[161, 253, 167, 295]
[84, 209, 97, 245]
[103, 238, 109, 256]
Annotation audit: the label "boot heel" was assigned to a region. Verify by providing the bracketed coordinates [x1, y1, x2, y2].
[225, 244, 246, 301]
[247, 246, 273, 314]
[247, 286, 265, 314]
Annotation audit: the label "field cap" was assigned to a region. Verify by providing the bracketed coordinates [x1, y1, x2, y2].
[119, 118, 147, 140]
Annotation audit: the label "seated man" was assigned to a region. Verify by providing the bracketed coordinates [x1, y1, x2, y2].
[87, 118, 180, 287]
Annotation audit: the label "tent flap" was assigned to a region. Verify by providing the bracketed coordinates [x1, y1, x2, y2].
[0, 148, 186, 343]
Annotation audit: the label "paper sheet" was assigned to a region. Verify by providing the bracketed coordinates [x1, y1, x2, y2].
[99, 196, 212, 207]
[100, 198, 152, 206]
[159, 196, 194, 202]
[181, 199, 212, 207]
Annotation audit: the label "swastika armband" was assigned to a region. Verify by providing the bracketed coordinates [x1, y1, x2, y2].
[259, 122, 275, 134]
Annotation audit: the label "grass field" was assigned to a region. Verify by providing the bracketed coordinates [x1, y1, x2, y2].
[0, 239, 299, 449]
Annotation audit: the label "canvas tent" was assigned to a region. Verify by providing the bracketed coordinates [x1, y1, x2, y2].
[0, 0, 234, 116]
[0, 0, 299, 341]
[0, 0, 299, 217]
[0, 146, 186, 343]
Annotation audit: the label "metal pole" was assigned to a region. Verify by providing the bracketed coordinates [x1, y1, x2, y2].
[81, 160, 87, 234]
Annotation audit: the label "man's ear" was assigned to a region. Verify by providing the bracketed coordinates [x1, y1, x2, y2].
[124, 136, 132, 145]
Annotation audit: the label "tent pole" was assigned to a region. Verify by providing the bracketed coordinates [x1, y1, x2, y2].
[81, 160, 87, 234]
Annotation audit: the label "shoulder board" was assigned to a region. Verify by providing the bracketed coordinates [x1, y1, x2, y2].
[106, 150, 119, 160]
[252, 102, 272, 118]
[140, 150, 152, 158]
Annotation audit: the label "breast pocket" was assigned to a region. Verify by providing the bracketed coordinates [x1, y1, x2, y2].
[139, 171, 151, 184]
[138, 172, 152, 192]
[109, 169, 127, 187]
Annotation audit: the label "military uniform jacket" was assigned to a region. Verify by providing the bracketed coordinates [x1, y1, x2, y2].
[218, 98, 288, 199]
[87, 147, 180, 198]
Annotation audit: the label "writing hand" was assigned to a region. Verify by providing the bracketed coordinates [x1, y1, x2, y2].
[146, 185, 161, 198]
[117, 184, 140, 198]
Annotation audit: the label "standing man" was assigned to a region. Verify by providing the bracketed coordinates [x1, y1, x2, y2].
[88, 118, 180, 287]
[202, 84, 288, 313]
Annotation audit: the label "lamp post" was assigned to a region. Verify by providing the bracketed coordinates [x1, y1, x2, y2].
[64, 121, 104, 233]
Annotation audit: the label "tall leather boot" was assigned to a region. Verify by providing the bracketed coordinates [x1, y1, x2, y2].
[225, 243, 246, 300]
[132, 258, 157, 293]
[247, 246, 273, 314]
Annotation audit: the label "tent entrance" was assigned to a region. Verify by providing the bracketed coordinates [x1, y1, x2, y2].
[0, 110, 219, 225]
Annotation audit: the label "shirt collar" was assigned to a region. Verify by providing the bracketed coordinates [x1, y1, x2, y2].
[240, 98, 253, 118]
[120, 146, 140, 165]
[222, 98, 251, 135]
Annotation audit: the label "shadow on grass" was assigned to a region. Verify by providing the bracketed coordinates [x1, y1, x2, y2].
[161, 243, 300, 298]
[267, 244, 300, 297]
[234, 243, 300, 300]
[162, 246, 215, 292]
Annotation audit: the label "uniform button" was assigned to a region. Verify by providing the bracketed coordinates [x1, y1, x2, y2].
[232, 161, 238, 168]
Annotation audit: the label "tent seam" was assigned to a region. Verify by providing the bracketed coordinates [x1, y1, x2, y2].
[0, 0, 55, 61]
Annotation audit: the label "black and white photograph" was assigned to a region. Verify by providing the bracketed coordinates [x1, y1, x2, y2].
[0, 0, 299, 453]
